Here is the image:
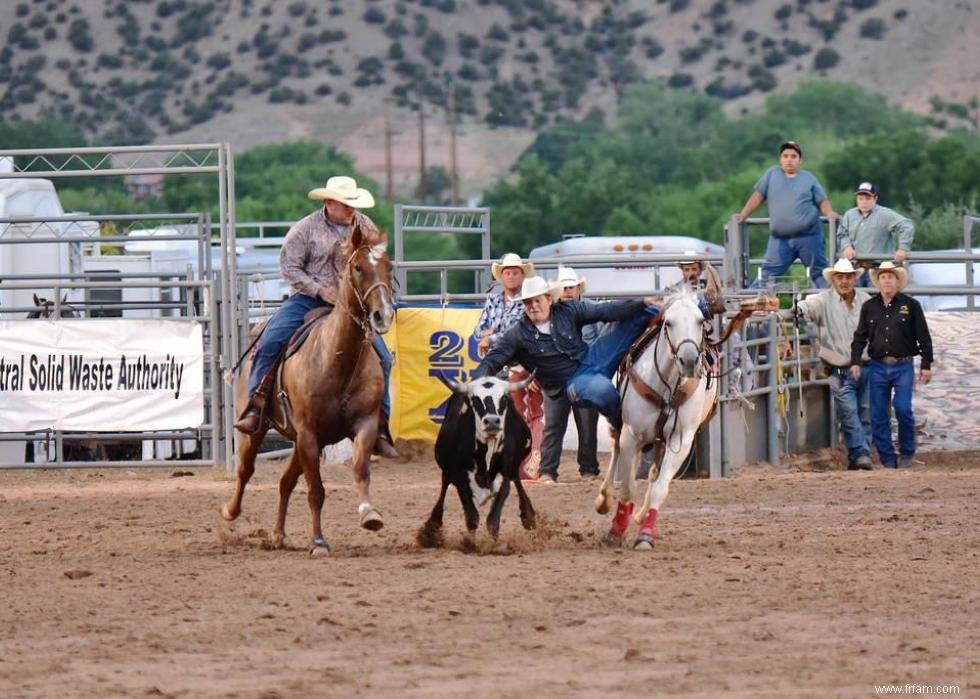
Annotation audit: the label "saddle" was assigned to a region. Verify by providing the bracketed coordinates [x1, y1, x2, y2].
[246, 306, 337, 435]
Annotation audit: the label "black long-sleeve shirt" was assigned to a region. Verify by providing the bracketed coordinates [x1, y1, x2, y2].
[472, 299, 648, 391]
[850, 292, 933, 370]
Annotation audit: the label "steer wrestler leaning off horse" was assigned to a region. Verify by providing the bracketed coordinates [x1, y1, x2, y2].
[472, 275, 661, 441]
[234, 176, 398, 459]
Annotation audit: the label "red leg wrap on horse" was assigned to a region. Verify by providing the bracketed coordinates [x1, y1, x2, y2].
[611, 501, 634, 536]
[638, 509, 659, 539]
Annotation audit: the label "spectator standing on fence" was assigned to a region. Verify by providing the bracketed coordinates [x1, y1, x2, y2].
[736, 140, 838, 289]
[472, 253, 544, 479]
[837, 182, 915, 286]
[537, 267, 600, 483]
[850, 262, 933, 469]
[795, 259, 873, 470]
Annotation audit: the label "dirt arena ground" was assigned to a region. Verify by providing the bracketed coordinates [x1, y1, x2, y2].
[2, 448, 979, 699]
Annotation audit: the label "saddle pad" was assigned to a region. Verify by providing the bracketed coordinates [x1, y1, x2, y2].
[284, 307, 334, 361]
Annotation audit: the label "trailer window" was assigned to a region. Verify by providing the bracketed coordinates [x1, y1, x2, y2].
[87, 271, 123, 318]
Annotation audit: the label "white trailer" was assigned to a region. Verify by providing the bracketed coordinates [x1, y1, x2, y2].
[528, 235, 726, 295]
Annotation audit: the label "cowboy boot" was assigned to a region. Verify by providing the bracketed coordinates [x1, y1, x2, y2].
[373, 414, 400, 458]
[234, 371, 276, 434]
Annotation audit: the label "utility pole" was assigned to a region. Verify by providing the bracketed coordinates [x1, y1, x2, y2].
[447, 81, 459, 206]
[418, 84, 427, 203]
[383, 101, 393, 202]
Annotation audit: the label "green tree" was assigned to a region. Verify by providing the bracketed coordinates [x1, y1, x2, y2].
[162, 141, 393, 234]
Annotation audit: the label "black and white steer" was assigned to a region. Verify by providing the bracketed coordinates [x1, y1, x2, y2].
[418, 375, 536, 546]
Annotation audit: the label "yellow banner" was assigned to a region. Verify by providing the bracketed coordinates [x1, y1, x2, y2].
[384, 306, 483, 441]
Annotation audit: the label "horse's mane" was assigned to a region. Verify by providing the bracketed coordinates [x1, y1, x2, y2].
[341, 213, 388, 258]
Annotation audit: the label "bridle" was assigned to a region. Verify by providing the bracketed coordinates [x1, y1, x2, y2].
[654, 297, 706, 385]
[335, 244, 394, 335]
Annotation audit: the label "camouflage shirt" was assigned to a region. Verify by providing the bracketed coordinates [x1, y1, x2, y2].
[279, 209, 377, 298]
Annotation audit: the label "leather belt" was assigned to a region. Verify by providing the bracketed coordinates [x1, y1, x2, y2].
[879, 356, 912, 366]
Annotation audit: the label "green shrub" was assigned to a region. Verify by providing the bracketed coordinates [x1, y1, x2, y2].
[364, 6, 385, 24]
[68, 18, 93, 51]
[859, 18, 886, 39]
[667, 72, 693, 88]
[207, 52, 231, 70]
[813, 46, 839, 70]
[98, 54, 124, 69]
[385, 18, 407, 38]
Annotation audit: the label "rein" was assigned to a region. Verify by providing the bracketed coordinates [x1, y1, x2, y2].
[331, 244, 394, 417]
[625, 300, 707, 464]
[332, 245, 393, 335]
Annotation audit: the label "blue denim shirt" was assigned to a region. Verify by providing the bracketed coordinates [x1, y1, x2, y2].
[472, 298, 647, 390]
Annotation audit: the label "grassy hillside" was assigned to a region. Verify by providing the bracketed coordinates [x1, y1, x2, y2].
[1, 0, 977, 197]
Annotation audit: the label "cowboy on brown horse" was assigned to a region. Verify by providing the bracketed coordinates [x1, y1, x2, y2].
[234, 175, 397, 458]
[223, 181, 397, 554]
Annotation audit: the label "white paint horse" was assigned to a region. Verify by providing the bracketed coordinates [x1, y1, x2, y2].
[595, 284, 719, 550]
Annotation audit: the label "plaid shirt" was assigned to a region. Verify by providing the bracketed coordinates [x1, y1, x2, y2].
[280, 209, 378, 298]
[473, 286, 525, 348]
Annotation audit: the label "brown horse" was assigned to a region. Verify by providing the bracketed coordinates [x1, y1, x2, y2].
[221, 221, 395, 555]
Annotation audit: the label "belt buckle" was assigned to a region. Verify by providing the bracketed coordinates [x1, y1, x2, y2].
[882, 356, 898, 366]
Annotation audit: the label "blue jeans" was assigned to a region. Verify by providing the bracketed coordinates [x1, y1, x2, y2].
[565, 306, 659, 419]
[828, 367, 870, 462]
[869, 360, 915, 466]
[750, 232, 829, 289]
[247, 294, 393, 418]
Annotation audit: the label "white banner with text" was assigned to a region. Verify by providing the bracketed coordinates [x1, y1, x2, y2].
[0, 319, 205, 432]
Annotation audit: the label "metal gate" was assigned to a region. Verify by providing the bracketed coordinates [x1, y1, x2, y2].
[0, 144, 237, 470]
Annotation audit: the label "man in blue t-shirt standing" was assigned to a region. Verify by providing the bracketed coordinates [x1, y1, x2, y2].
[736, 140, 839, 289]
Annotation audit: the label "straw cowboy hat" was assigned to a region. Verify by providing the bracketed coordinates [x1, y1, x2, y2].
[870, 261, 909, 291]
[556, 265, 586, 293]
[308, 176, 375, 208]
[516, 276, 561, 302]
[675, 251, 705, 270]
[491, 252, 534, 281]
[821, 258, 861, 285]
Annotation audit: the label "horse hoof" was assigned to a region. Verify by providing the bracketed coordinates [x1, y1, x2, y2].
[594, 492, 611, 515]
[359, 506, 384, 532]
[633, 533, 655, 551]
[221, 503, 239, 521]
[309, 537, 331, 556]
[599, 530, 623, 548]
[520, 515, 536, 531]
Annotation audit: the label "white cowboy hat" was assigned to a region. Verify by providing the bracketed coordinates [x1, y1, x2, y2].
[870, 261, 909, 291]
[491, 252, 534, 281]
[822, 258, 861, 285]
[308, 176, 375, 208]
[516, 275, 561, 302]
[555, 265, 586, 293]
[675, 251, 704, 269]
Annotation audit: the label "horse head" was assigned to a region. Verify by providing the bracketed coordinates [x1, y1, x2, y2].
[343, 219, 395, 335]
[29, 293, 74, 319]
[661, 285, 705, 378]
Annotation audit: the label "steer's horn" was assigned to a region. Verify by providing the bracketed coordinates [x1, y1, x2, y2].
[507, 370, 536, 392]
[437, 373, 471, 396]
